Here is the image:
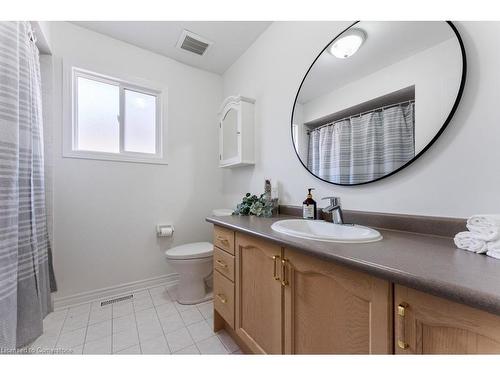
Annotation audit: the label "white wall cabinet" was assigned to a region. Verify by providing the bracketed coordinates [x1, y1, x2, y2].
[218, 95, 255, 168]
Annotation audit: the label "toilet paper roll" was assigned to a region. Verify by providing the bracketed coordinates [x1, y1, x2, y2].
[158, 227, 173, 237]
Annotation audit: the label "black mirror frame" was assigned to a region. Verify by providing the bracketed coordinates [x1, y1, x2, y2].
[290, 21, 467, 187]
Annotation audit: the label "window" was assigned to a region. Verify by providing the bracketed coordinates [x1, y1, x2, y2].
[64, 66, 166, 164]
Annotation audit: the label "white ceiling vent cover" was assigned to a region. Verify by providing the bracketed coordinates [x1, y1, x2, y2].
[176, 30, 213, 56]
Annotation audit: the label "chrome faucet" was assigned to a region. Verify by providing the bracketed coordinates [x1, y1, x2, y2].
[322, 196, 344, 224]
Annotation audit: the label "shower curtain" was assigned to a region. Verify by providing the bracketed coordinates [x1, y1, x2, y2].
[0, 21, 56, 350]
[307, 103, 415, 184]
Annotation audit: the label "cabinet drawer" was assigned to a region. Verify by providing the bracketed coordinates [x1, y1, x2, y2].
[214, 270, 235, 329]
[214, 246, 235, 282]
[213, 226, 235, 255]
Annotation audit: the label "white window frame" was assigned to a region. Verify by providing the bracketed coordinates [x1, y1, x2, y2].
[63, 63, 168, 164]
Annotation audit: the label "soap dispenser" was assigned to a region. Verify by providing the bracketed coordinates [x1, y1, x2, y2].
[302, 188, 317, 220]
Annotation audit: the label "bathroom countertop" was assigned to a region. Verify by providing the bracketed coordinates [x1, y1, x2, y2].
[206, 214, 500, 316]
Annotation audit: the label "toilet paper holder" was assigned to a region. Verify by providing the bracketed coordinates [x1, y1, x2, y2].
[156, 224, 174, 237]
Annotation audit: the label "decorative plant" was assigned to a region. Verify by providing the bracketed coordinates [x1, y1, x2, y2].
[233, 193, 275, 217]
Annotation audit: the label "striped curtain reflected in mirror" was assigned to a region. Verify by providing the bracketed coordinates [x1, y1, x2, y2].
[307, 102, 415, 185]
[0, 21, 56, 350]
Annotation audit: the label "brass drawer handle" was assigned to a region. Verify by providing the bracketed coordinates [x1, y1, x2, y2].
[281, 258, 289, 287]
[272, 255, 280, 281]
[397, 341, 408, 349]
[216, 236, 229, 245]
[216, 293, 227, 304]
[397, 303, 409, 349]
[215, 259, 227, 268]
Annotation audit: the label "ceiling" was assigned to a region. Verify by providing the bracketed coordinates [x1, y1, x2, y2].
[71, 21, 272, 74]
[298, 21, 458, 103]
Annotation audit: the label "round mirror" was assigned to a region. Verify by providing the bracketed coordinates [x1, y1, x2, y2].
[291, 21, 466, 186]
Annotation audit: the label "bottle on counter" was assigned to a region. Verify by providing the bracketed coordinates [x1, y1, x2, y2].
[302, 188, 317, 220]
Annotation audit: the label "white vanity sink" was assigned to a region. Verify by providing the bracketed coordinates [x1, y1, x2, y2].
[271, 219, 382, 243]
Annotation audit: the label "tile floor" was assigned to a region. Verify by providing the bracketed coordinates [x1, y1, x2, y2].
[29, 285, 242, 354]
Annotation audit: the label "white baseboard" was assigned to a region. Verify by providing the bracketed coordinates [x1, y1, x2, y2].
[53, 273, 179, 310]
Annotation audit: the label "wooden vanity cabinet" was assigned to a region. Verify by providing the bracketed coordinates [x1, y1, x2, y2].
[394, 285, 500, 354]
[213, 270, 235, 328]
[283, 248, 392, 354]
[215, 227, 392, 354]
[213, 225, 235, 255]
[212, 225, 500, 355]
[235, 232, 283, 354]
[212, 226, 236, 331]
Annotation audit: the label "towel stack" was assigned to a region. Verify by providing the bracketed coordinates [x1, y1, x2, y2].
[454, 215, 500, 259]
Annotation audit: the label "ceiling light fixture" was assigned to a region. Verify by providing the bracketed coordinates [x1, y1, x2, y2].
[329, 28, 367, 59]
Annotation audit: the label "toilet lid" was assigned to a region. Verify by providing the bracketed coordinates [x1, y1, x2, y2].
[165, 242, 213, 260]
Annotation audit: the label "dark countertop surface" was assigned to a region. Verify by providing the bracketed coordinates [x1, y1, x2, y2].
[206, 214, 500, 316]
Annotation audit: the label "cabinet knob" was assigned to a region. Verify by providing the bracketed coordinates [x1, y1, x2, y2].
[216, 293, 227, 304]
[216, 236, 229, 245]
[216, 259, 227, 268]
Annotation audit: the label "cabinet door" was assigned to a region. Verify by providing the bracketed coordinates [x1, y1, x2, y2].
[395, 285, 500, 354]
[235, 233, 283, 354]
[220, 106, 240, 165]
[283, 248, 392, 354]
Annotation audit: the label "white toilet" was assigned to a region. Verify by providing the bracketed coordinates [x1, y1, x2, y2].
[165, 242, 213, 305]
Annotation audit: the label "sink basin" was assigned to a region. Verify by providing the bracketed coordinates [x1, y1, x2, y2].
[271, 219, 382, 243]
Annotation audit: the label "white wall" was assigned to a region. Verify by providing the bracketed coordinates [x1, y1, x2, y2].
[222, 21, 500, 218]
[32, 21, 52, 54]
[291, 102, 309, 162]
[48, 22, 223, 299]
[40, 55, 54, 244]
[301, 38, 461, 153]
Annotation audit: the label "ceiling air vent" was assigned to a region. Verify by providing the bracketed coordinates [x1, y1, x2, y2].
[176, 30, 213, 56]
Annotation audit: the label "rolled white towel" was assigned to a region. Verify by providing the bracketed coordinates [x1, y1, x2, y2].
[486, 249, 500, 260]
[454, 231, 487, 253]
[467, 214, 500, 227]
[487, 239, 500, 252]
[467, 226, 499, 241]
[466, 214, 500, 241]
